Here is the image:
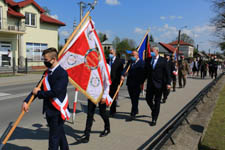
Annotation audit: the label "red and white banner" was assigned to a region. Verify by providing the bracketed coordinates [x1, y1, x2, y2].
[43, 73, 70, 120]
[59, 17, 112, 105]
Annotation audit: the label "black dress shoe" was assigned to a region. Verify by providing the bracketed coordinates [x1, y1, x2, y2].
[161, 98, 166, 103]
[150, 120, 156, 126]
[79, 134, 89, 143]
[99, 129, 110, 137]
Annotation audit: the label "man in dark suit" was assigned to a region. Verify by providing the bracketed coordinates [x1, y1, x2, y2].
[121, 51, 145, 121]
[107, 49, 123, 116]
[210, 56, 218, 79]
[22, 48, 70, 150]
[79, 59, 111, 143]
[144, 47, 171, 126]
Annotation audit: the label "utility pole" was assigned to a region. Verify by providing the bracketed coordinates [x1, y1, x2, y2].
[177, 30, 181, 61]
[197, 44, 199, 51]
[78, 1, 86, 22]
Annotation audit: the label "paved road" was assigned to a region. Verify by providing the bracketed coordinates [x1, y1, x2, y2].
[0, 73, 220, 150]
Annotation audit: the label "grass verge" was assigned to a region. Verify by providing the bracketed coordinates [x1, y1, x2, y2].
[199, 84, 225, 150]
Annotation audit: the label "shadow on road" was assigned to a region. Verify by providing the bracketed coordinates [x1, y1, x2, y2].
[8, 123, 49, 141]
[3, 143, 32, 150]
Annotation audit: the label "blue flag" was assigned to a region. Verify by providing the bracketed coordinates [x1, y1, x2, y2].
[137, 32, 149, 61]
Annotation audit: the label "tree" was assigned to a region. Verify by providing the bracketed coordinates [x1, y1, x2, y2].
[112, 36, 120, 49]
[116, 38, 136, 56]
[211, 0, 225, 50]
[175, 33, 194, 45]
[149, 34, 154, 42]
[98, 32, 108, 43]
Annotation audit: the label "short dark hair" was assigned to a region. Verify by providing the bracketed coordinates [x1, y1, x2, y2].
[42, 47, 58, 60]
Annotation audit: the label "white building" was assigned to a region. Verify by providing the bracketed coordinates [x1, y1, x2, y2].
[168, 40, 194, 58]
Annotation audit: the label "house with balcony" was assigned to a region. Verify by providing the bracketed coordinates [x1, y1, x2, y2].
[0, 0, 65, 69]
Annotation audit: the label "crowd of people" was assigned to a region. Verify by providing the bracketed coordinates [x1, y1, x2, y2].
[189, 56, 222, 79]
[21, 47, 223, 150]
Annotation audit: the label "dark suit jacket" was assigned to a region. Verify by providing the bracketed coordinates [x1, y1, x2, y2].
[123, 59, 145, 88]
[144, 56, 171, 89]
[24, 65, 69, 117]
[107, 57, 123, 88]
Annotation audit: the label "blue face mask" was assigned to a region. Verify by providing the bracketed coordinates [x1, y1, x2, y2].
[151, 52, 156, 58]
[131, 56, 136, 62]
[109, 54, 113, 59]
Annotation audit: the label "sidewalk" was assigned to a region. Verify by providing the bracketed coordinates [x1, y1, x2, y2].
[3, 75, 215, 150]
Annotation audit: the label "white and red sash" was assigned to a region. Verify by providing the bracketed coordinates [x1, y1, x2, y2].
[43, 72, 70, 120]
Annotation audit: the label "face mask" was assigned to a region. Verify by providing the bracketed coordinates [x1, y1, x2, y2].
[151, 52, 156, 57]
[131, 56, 136, 62]
[44, 60, 53, 68]
[109, 54, 113, 59]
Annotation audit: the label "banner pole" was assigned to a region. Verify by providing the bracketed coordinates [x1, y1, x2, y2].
[0, 75, 45, 149]
[58, 0, 98, 57]
[110, 65, 131, 107]
[72, 88, 78, 124]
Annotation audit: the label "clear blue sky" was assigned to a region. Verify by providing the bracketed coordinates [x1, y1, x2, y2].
[22, 0, 219, 52]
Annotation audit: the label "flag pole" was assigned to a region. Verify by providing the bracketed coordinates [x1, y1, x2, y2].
[0, 75, 45, 150]
[110, 65, 131, 107]
[136, 30, 149, 53]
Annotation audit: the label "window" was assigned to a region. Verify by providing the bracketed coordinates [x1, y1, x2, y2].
[0, 42, 11, 52]
[25, 12, 36, 26]
[0, 7, 2, 29]
[26, 43, 48, 61]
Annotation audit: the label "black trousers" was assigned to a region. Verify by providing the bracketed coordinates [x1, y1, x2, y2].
[146, 85, 163, 121]
[201, 70, 206, 79]
[178, 73, 186, 87]
[162, 85, 170, 100]
[128, 85, 141, 116]
[84, 99, 110, 136]
[109, 84, 118, 114]
[211, 68, 217, 79]
[46, 114, 69, 150]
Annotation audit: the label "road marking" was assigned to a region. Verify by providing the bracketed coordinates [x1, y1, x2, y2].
[0, 92, 11, 97]
[0, 85, 75, 101]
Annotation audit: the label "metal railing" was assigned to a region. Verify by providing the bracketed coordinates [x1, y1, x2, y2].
[0, 18, 25, 32]
[138, 72, 224, 150]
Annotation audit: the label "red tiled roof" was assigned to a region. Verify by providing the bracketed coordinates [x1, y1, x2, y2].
[17, 0, 45, 13]
[40, 14, 66, 26]
[4, 0, 65, 26]
[159, 42, 183, 54]
[168, 40, 193, 47]
[8, 7, 25, 18]
[4, 0, 17, 6]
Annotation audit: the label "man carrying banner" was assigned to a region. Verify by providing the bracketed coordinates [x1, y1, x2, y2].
[121, 50, 145, 121]
[79, 54, 111, 143]
[22, 48, 70, 150]
[107, 49, 123, 117]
